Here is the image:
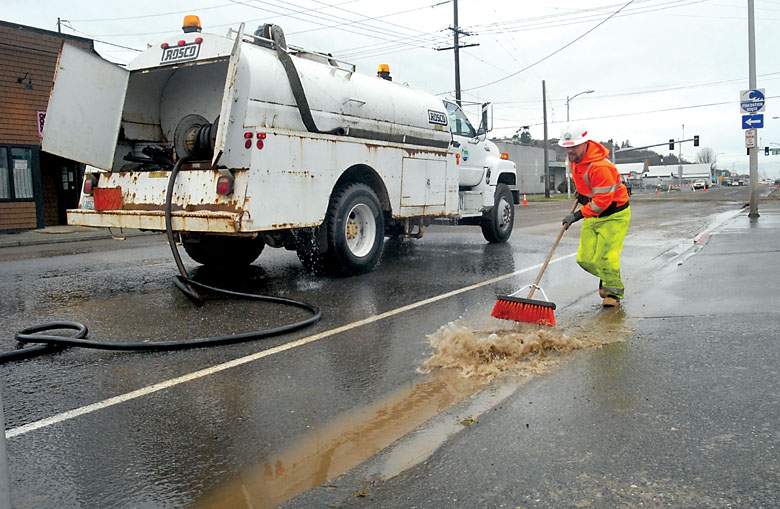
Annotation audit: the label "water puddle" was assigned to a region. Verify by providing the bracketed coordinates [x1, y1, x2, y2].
[196, 309, 633, 508]
[195, 369, 487, 508]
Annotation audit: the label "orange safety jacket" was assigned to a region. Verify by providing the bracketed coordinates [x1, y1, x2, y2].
[570, 140, 630, 218]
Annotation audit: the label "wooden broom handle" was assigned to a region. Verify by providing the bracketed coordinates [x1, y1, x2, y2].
[527, 199, 579, 299]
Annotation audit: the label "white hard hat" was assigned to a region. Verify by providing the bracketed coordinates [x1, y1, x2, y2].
[558, 122, 590, 148]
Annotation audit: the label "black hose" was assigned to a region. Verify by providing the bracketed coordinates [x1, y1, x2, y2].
[7, 283, 320, 354]
[165, 157, 202, 305]
[3, 156, 322, 363]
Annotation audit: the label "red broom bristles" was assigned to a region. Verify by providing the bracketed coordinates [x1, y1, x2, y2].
[491, 296, 556, 327]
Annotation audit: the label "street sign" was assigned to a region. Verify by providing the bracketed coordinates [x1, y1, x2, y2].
[740, 88, 765, 113]
[745, 128, 757, 148]
[742, 114, 764, 129]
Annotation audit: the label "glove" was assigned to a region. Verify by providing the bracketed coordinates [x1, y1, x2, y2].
[562, 210, 584, 229]
[575, 192, 589, 205]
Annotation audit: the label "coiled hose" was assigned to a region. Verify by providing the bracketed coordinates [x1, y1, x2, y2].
[2, 159, 321, 363]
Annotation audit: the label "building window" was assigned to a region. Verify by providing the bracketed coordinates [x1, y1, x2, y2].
[0, 147, 33, 200]
[0, 148, 8, 199]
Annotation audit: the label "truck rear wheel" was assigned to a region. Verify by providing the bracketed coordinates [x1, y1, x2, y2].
[313, 183, 384, 274]
[181, 234, 265, 267]
[480, 183, 514, 243]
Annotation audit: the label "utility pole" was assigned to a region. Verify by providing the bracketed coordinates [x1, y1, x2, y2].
[435, 0, 478, 107]
[748, 0, 759, 218]
[543, 80, 550, 198]
[678, 124, 684, 181]
[453, 0, 462, 107]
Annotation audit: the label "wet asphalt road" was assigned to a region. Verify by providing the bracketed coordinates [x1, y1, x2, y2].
[0, 185, 773, 507]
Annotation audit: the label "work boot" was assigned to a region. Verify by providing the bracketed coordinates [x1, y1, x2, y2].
[602, 296, 620, 307]
[598, 280, 607, 298]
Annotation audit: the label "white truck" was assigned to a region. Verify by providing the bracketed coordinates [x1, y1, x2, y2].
[42, 17, 517, 274]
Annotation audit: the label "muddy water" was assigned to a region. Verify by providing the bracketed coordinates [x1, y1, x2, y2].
[196, 310, 633, 508]
[423, 308, 633, 379]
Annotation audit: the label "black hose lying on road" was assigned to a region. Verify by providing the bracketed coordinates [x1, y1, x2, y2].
[2, 158, 322, 363]
[2, 280, 320, 362]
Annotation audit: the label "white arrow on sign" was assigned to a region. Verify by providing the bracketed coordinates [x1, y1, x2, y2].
[742, 114, 764, 129]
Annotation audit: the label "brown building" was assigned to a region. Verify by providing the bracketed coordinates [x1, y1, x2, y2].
[1, 20, 97, 232]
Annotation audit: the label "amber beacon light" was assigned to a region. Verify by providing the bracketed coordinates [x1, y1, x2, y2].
[183, 15, 202, 33]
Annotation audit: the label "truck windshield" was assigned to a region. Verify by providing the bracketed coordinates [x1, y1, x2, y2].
[444, 101, 476, 138]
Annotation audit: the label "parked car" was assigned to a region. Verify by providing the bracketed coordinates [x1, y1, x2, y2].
[693, 179, 706, 189]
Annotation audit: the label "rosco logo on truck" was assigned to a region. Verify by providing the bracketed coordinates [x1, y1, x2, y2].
[42, 15, 518, 275]
[160, 43, 200, 64]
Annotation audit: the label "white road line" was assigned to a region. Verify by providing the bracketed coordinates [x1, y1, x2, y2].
[6, 252, 576, 440]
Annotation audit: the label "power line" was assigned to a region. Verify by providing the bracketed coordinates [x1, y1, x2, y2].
[69, 3, 237, 22]
[500, 95, 780, 130]
[229, 0, 442, 47]
[459, 0, 637, 94]
[469, 0, 706, 35]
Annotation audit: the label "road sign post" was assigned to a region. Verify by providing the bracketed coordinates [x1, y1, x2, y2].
[740, 88, 765, 115]
[745, 129, 757, 148]
[741, 114, 764, 129]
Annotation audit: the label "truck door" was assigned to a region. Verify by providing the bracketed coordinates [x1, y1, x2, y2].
[445, 101, 488, 187]
[212, 23, 244, 168]
[42, 43, 130, 170]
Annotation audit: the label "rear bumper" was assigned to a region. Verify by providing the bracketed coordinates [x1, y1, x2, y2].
[67, 209, 243, 233]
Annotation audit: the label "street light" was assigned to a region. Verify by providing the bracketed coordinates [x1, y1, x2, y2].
[566, 89, 594, 122]
[564, 89, 594, 198]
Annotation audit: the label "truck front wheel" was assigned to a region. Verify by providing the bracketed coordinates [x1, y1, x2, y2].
[325, 183, 385, 274]
[181, 234, 265, 267]
[480, 183, 514, 243]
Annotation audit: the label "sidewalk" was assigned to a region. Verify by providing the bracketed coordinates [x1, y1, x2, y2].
[0, 225, 158, 249]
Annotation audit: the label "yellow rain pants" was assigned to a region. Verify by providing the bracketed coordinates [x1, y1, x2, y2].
[576, 206, 631, 299]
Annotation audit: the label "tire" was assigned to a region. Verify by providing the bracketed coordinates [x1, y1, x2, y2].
[181, 234, 264, 267]
[305, 183, 384, 274]
[481, 183, 514, 243]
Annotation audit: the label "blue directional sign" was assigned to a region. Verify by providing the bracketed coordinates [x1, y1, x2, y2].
[742, 114, 764, 129]
[740, 88, 766, 114]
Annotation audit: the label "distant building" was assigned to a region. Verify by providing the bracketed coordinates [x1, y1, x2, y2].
[617, 163, 712, 188]
[493, 140, 564, 194]
[0, 20, 97, 232]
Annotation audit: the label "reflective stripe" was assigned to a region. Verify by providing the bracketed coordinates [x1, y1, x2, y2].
[582, 162, 593, 188]
[591, 202, 604, 213]
[592, 184, 618, 193]
[602, 285, 623, 294]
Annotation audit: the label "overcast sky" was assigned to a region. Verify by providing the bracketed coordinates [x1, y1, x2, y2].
[5, 0, 780, 178]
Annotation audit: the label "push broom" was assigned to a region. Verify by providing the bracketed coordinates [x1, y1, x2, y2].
[491, 199, 579, 327]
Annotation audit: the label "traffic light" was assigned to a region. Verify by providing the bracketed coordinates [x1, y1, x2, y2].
[669, 139, 674, 150]
[765, 146, 770, 156]
[693, 135, 699, 147]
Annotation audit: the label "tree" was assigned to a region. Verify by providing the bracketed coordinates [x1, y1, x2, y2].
[696, 147, 717, 171]
[519, 127, 532, 145]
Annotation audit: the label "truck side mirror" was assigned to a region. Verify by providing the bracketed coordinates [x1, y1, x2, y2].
[476, 102, 492, 137]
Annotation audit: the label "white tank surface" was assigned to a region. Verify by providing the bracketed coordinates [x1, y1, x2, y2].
[121, 22, 451, 162]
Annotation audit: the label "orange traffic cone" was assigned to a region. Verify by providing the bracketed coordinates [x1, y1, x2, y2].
[655, 188, 658, 194]
[522, 194, 528, 206]
[703, 185, 707, 192]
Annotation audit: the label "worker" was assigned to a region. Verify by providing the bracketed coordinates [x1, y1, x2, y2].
[558, 122, 630, 307]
